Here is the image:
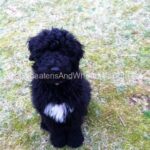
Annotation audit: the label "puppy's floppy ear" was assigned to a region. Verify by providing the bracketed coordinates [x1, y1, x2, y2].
[67, 38, 84, 71]
[27, 35, 43, 61]
[74, 40, 84, 61]
[64, 30, 84, 61]
[27, 37, 36, 61]
[27, 29, 50, 61]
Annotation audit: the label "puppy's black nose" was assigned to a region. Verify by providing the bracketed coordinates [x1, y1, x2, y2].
[51, 67, 60, 72]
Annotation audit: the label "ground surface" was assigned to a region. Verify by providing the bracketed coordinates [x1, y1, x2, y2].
[0, 0, 150, 150]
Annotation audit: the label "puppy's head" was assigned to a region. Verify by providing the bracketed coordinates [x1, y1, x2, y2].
[28, 28, 84, 84]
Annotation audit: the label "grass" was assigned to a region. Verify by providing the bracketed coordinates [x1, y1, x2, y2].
[0, 0, 150, 149]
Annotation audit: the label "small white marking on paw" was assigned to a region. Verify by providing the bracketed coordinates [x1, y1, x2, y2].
[44, 103, 74, 123]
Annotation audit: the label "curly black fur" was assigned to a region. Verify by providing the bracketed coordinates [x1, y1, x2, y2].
[28, 28, 91, 148]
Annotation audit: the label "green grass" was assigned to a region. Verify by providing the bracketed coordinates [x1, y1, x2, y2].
[0, 0, 150, 149]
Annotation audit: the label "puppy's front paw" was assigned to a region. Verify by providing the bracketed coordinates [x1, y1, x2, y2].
[50, 132, 66, 148]
[67, 129, 84, 148]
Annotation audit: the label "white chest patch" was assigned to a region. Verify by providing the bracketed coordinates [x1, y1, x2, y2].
[44, 103, 74, 123]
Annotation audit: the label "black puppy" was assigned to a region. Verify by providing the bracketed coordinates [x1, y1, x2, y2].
[28, 28, 91, 148]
